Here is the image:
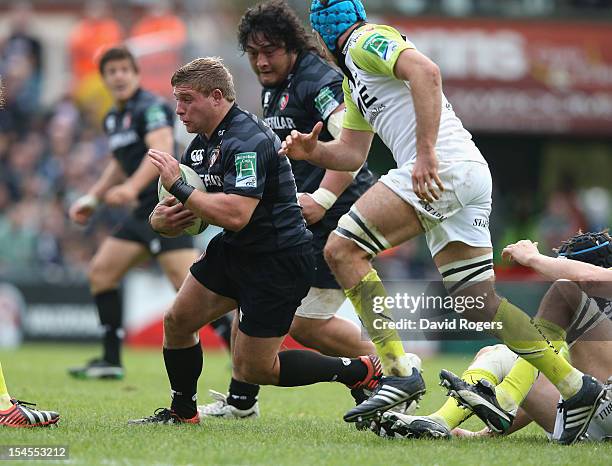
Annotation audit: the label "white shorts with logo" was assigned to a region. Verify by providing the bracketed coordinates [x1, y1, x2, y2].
[294, 287, 346, 320]
[379, 160, 493, 257]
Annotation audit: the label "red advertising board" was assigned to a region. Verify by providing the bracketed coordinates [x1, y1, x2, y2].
[388, 17, 612, 135]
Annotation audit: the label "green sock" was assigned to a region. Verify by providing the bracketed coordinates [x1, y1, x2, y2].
[493, 299, 582, 399]
[495, 317, 570, 412]
[495, 358, 538, 413]
[533, 317, 571, 361]
[430, 367, 498, 429]
[0, 363, 12, 410]
[345, 268, 412, 376]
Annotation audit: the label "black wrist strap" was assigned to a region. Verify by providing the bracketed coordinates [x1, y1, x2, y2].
[169, 178, 195, 205]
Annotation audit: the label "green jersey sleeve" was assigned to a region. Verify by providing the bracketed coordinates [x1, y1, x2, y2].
[349, 25, 415, 78]
[341, 77, 373, 132]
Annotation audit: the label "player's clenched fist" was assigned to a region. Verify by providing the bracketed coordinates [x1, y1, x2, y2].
[149, 196, 197, 237]
[69, 194, 99, 225]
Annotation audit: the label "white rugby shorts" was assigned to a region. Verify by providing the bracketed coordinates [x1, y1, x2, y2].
[379, 160, 493, 257]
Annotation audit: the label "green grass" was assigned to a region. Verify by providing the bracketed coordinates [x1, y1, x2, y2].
[0, 344, 609, 465]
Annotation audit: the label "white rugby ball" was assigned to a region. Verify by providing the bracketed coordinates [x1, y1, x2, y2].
[158, 163, 208, 236]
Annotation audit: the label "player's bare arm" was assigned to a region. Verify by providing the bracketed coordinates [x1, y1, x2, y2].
[502, 239, 612, 298]
[394, 48, 444, 203]
[148, 148, 259, 231]
[298, 106, 356, 225]
[280, 123, 373, 171]
[69, 157, 125, 225]
[105, 126, 174, 206]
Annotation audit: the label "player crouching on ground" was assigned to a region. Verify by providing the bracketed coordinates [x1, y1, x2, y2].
[129, 57, 382, 425]
[373, 231, 612, 443]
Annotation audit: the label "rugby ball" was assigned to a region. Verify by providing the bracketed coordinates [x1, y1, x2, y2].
[158, 163, 208, 236]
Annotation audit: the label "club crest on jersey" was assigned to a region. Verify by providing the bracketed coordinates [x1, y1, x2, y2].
[234, 152, 257, 188]
[279, 92, 290, 111]
[122, 113, 132, 129]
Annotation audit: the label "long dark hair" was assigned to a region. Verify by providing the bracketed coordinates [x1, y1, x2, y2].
[238, 0, 320, 56]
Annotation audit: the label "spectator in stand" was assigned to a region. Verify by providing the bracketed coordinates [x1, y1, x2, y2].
[127, 0, 187, 99]
[538, 179, 588, 255]
[0, 1, 43, 112]
[68, 0, 123, 123]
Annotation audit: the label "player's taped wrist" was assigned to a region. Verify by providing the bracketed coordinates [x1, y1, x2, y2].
[169, 178, 195, 205]
[307, 187, 337, 210]
[76, 193, 100, 210]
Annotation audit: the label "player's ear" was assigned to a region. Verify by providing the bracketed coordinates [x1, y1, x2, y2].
[211, 88, 224, 102]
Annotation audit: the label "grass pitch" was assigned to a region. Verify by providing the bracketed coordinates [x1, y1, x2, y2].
[0, 344, 609, 465]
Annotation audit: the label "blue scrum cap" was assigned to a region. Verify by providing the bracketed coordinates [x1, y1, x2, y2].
[310, 0, 367, 52]
[556, 230, 612, 268]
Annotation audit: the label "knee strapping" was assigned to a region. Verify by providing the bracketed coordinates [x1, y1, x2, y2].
[567, 293, 608, 346]
[438, 253, 494, 295]
[334, 206, 392, 257]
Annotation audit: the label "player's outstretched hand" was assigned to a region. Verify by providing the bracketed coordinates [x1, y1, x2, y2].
[412, 150, 444, 204]
[501, 239, 540, 267]
[149, 196, 197, 237]
[278, 121, 323, 161]
[148, 149, 180, 190]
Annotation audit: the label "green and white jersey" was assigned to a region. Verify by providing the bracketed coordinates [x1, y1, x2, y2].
[340, 24, 485, 167]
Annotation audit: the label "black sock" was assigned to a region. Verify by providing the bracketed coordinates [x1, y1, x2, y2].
[94, 289, 122, 365]
[163, 344, 203, 418]
[277, 350, 367, 387]
[210, 314, 233, 350]
[227, 378, 260, 410]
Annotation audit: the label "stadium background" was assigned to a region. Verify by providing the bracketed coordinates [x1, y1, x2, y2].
[0, 0, 611, 355]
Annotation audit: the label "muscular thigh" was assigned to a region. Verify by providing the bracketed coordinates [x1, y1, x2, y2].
[352, 181, 424, 248]
[157, 249, 200, 290]
[571, 317, 612, 381]
[90, 237, 149, 280]
[169, 273, 238, 334]
[536, 280, 583, 330]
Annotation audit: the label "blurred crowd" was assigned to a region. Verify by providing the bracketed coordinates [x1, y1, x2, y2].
[362, 0, 612, 16]
[0, 0, 188, 281]
[0, 0, 610, 283]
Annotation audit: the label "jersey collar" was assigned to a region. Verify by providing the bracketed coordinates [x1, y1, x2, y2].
[202, 102, 239, 144]
[334, 22, 367, 83]
[117, 87, 142, 112]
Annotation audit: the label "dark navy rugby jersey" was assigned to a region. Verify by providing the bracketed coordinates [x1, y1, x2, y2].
[103, 88, 174, 218]
[181, 104, 311, 253]
[261, 51, 374, 215]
